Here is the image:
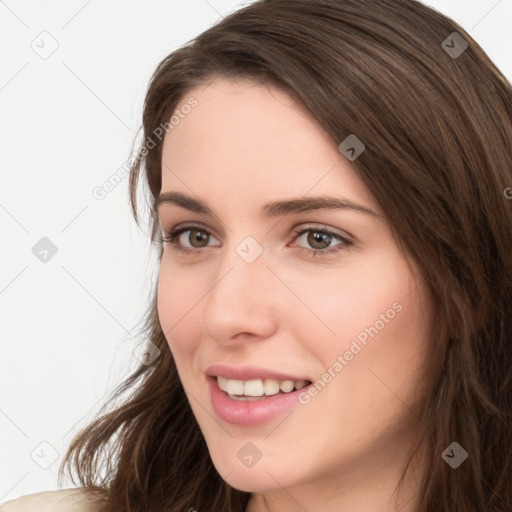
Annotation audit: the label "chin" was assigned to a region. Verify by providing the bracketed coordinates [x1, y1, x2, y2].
[207, 446, 302, 493]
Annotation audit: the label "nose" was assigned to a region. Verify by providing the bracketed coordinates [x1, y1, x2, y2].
[201, 240, 280, 346]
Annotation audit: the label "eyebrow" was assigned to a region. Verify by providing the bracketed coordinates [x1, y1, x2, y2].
[154, 191, 383, 219]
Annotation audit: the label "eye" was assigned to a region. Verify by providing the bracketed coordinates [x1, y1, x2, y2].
[290, 225, 352, 257]
[160, 223, 220, 253]
[160, 223, 352, 257]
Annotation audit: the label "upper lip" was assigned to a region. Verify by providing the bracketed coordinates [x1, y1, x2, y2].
[206, 364, 311, 382]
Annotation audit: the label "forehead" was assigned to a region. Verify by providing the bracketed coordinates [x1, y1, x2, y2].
[160, 78, 379, 215]
[163, 77, 321, 157]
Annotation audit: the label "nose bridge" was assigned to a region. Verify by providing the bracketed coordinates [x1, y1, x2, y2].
[217, 232, 269, 291]
[212, 233, 270, 308]
[201, 233, 278, 341]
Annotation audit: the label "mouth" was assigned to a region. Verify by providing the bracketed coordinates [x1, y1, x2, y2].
[215, 375, 312, 401]
[207, 375, 315, 426]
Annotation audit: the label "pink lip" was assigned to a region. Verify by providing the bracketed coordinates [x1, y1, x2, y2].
[205, 364, 310, 382]
[207, 376, 312, 426]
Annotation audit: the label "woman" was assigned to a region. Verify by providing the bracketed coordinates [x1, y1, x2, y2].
[3, 0, 511, 510]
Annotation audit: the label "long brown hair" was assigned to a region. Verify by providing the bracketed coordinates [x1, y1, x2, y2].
[59, 1, 512, 510]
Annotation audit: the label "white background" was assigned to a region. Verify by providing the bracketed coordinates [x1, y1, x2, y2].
[1, 0, 511, 503]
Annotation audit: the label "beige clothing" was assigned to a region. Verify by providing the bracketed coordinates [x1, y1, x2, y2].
[0, 488, 100, 512]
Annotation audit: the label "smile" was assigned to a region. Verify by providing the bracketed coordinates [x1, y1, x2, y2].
[207, 376, 314, 426]
[217, 376, 311, 400]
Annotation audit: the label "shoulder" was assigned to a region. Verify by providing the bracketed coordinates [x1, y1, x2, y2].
[0, 488, 100, 512]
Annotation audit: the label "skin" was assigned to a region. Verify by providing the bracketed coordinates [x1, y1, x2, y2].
[157, 77, 434, 512]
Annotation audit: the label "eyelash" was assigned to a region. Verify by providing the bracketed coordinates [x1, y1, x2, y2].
[160, 223, 352, 258]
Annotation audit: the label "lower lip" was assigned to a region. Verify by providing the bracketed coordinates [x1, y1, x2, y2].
[207, 376, 311, 426]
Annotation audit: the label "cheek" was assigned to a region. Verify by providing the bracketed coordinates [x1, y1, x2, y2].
[156, 263, 203, 358]
[290, 249, 431, 397]
[318, 264, 431, 419]
[287, 268, 431, 469]
[283, 249, 414, 350]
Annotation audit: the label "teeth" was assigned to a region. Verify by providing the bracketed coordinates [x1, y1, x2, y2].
[216, 376, 310, 397]
[294, 380, 308, 390]
[263, 379, 280, 396]
[279, 380, 294, 393]
[244, 379, 264, 396]
[225, 378, 244, 395]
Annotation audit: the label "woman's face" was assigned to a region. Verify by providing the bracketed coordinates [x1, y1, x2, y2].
[156, 78, 433, 504]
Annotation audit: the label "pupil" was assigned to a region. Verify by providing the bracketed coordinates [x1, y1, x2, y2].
[308, 231, 331, 249]
[190, 230, 208, 247]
